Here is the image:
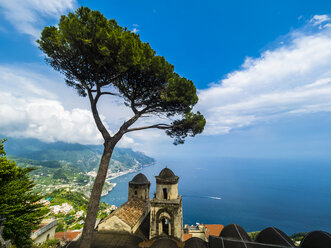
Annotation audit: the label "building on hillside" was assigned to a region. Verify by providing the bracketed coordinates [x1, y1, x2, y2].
[54, 231, 81, 242]
[50, 203, 74, 215]
[39, 199, 51, 206]
[31, 219, 57, 244]
[204, 224, 224, 238]
[183, 223, 224, 241]
[104, 205, 117, 214]
[75, 210, 85, 219]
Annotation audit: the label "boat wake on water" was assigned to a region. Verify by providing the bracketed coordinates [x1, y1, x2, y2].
[207, 196, 222, 200]
[182, 194, 222, 200]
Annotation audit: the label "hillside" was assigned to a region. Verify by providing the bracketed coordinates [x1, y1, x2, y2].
[4, 137, 155, 172]
[2, 137, 155, 195]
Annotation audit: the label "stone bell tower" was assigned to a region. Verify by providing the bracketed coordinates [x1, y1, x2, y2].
[128, 173, 150, 201]
[149, 168, 183, 241]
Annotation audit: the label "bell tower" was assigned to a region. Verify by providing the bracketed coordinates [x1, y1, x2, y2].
[149, 168, 183, 241]
[128, 173, 150, 201]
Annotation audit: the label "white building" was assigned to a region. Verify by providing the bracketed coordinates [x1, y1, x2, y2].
[50, 203, 74, 215]
[31, 219, 57, 244]
[75, 210, 85, 219]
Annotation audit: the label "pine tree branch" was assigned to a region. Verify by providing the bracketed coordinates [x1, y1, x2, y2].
[125, 123, 172, 133]
[86, 88, 112, 141]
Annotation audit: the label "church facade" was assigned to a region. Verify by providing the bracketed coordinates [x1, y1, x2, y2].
[97, 168, 183, 242]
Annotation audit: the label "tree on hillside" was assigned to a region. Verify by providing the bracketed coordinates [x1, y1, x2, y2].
[38, 7, 206, 248]
[0, 139, 47, 247]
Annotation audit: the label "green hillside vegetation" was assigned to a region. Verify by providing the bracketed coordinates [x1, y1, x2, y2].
[1, 137, 154, 232]
[248, 231, 260, 241]
[290, 232, 307, 245]
[109, 148, 155, 171]
[3, 137, 154, 197]
[53, 168, 69, 181]
[33, 239, 60, 248]
[46, 189, 111, 232]
[47, 189, 90, 211]
[11, 156, 90, 193]
[4, 137, 155, 172]
[13, 148, 101, 172]
[0, 140, 48, 247]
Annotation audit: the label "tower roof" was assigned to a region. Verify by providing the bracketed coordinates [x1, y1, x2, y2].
[156, 168, 179, 184]
[159, 168, 176, 179]
[129, 173, 150, 185]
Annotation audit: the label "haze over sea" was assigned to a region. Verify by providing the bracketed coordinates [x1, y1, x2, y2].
[102, 157, 331, 235]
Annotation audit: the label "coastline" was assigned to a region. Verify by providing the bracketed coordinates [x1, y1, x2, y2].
[101, 182, 117, 197]
[102, 162, 155, 197]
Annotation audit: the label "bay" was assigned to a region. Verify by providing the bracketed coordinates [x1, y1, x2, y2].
[101, 157, 331, 235]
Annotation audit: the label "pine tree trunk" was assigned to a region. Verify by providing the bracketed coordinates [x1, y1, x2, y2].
[79, 141, 114, 248]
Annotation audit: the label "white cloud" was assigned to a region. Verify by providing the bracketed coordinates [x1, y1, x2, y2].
[0, 0, 77, 39]
[198, 15, 331, 135]
[0, 93, 104, 144]
[310, 14, 331, 25]
[131, 24, 140, 33]
[0, 65, 135, 147]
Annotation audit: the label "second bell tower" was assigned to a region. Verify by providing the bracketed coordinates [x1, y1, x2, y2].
[149, 168, 183, 241]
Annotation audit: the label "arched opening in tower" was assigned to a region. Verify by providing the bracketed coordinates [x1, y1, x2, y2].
[161, 218, 170, 235]
[163, 188, 168, 199]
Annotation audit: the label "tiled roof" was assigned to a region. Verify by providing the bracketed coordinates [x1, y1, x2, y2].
[55, 231, 81, 241]
[103, 198, 148, 228]
[183, 233, 193, 241]
[205, 224, 224, 238]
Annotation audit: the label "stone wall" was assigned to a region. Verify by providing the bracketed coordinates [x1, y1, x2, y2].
[128, 184, 150, 201]
[32, 226, 56, 244]
[98, 216, 132, 233]
[155, 183, 178, 200]
[149, 197, 183, 241]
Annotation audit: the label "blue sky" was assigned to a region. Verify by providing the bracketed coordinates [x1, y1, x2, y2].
[0, 0, 331, 159]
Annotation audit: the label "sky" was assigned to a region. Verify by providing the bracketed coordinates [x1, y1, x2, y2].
[0, 0, 331, 159]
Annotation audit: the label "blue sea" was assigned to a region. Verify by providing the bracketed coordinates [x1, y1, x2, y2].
[101, 157, 331, 235]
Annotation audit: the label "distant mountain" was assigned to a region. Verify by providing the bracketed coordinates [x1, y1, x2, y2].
[3, 137, 155, 172]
